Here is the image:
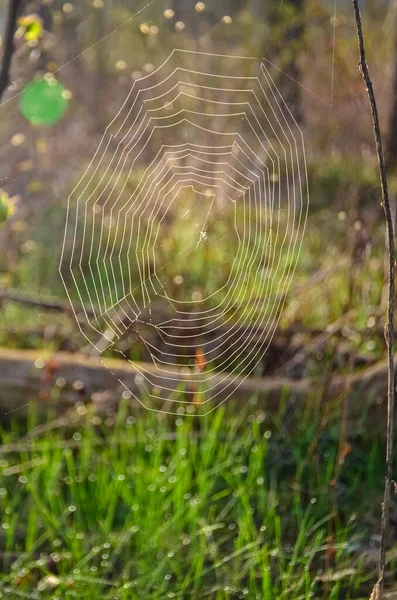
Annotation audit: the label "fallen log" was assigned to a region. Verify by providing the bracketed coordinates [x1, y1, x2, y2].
[0, 347, 390, 424]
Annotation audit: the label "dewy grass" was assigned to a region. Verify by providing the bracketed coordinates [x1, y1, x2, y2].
[0, 396, 389, 599]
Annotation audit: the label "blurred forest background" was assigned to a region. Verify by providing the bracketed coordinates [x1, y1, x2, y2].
[0, 0, 396, 373]
[1, 0, 397, 598]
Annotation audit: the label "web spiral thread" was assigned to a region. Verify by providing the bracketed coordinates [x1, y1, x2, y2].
[59, 49, 309, 416]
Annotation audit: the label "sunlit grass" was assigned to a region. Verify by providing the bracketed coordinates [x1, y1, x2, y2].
[0, 396, 387, 599]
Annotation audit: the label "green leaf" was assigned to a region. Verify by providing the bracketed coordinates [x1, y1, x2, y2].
[16, 14, 43, 42]
[0, 190, 14, 224]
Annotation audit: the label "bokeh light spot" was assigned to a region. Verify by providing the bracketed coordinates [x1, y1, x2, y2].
[19, 78, 68, 126]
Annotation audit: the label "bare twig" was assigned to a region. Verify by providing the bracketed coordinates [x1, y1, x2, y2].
[0, 287, 96, 318]
[352, 1, 395, 597]
[0, 0, 24, 101]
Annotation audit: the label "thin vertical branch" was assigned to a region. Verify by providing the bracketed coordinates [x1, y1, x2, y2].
[352, 1, 395, 598]
[0, 0, 24, 101]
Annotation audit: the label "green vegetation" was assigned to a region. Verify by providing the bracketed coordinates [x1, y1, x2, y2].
[1, 0, 397, 597]
[0, 397, 390, 599]
[2, 204, 388, 369]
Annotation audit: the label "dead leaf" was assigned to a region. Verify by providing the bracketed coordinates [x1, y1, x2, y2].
[41, 358, 60, 382]
[195, 347, 207, 372]
[318, 567, 356, 582]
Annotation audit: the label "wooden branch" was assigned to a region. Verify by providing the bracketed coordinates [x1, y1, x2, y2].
[352, 2, 395, 598]
[0, 288, 387, 342]
[0, 0, 24, 101]
[0, 288, 95, 318]
[0, 348, 309, 416]
[0, 347, 394, 428]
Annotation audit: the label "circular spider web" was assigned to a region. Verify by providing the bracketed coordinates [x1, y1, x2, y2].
[59, 49, 309, 416]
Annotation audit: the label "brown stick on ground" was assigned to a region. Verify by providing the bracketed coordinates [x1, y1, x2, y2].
[0, 0, 24, 101]
[0, 347, 394, 425]
[352, 1, 395, 598]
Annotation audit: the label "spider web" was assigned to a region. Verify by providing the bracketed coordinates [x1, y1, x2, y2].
[59, 49, 309, 416]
